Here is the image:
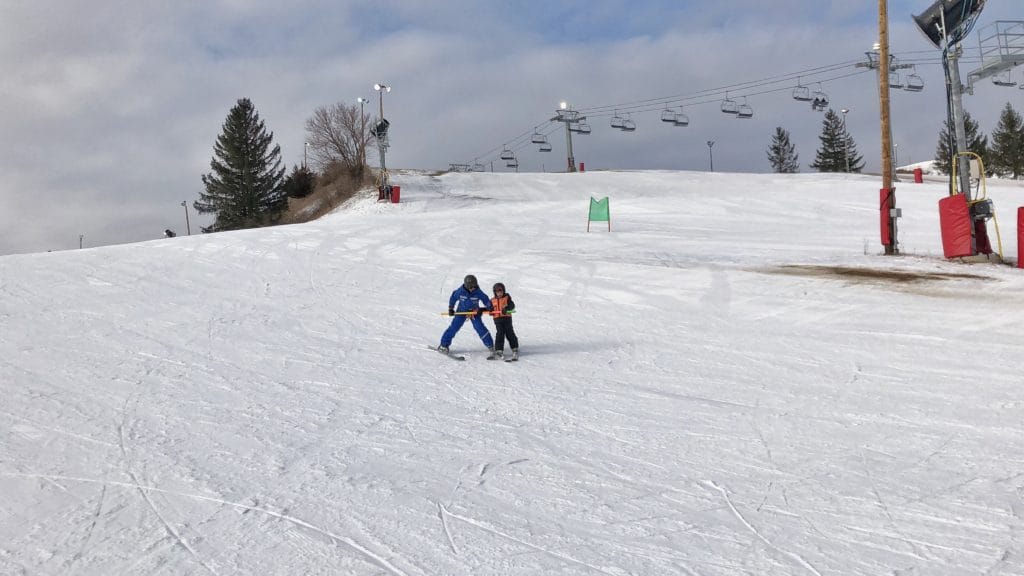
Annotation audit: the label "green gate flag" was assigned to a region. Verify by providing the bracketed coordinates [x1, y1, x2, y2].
[588, 196, 610, 232]
[589, 197, 610, 221]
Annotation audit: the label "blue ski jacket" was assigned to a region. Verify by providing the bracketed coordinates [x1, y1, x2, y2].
[449, 286, 492, 312]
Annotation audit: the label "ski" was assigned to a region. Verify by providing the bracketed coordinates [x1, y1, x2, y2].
[429, 345, 465, 361]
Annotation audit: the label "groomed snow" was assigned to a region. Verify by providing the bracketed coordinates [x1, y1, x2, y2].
[2, 169, 1023, 575]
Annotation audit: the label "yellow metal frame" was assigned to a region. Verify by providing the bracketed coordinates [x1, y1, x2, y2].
[952, 151, 1003, 258]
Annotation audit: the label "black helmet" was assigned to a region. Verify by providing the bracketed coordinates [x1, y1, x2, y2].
[493, 282, 505, 293]
[463, 274, 478, 290]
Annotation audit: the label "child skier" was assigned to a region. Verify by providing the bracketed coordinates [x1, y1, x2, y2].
[438, 274, 496, 358]
[489, 282, 518, 361]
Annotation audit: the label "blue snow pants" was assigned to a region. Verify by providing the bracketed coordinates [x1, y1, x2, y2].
[441, 314, 494, 348]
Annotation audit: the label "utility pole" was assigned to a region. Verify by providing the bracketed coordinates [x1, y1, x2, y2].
[878, 0, 898, 255]
[857, 32, 914, 254]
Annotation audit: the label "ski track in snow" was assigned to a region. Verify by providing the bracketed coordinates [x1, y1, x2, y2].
[0, 471, 415, 576]
[702, 480, 823, 576]
[118, 417, 221, 576]
[438, 504, 626, 576]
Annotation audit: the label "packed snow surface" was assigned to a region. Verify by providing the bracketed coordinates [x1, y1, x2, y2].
[2, 170, 1024, 575]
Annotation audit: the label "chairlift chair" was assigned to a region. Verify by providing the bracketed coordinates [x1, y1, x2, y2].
[810, 86, 829, 112]
[993, 72, 1017, 87]
[904, 72, 925, 92]
[621, 117, 636, 132]
[661, 105, 678, 123]
[538, 142, 552, 152]
[570, 121, 591, 134]
[472, 162, 486, 172]
[530, 131, 548, 144]
[889, 71, 904, 90]
[499, 147, 515, 160]
[610, 111, 625, 129]
[673, 109, 690, 127]
[721, 93, 739, 115]
[506, 155, 519, 169]
[792, 78, 813, 102]
[736, 98, 753, 119]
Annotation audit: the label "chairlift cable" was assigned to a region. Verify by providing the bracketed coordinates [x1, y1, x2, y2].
[574, 59, 862, 114]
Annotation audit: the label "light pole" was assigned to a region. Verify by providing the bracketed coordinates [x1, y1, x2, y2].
[841, 108, 850, 173]
[706, 140, 715, 172]
[304, 142, 310, 169]
[357, 96, 369, 170]
[79, 234, 84, 249]
[181, 201, 191, 235]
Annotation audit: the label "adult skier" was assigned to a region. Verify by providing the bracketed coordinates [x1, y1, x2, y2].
[438, 274, 496, 358]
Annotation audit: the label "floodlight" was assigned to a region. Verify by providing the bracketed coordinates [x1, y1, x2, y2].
[560, 101, 568, 110]
[913, 0, 986, 49]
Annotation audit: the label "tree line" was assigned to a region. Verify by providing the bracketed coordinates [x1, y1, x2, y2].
[194, 98, 377, 233]
[767, 102, 1024, 178]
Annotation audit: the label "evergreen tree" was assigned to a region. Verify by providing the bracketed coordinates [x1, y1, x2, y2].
[195, 98, 287, 232]
[810, 109, 864, 173]
[932, 111, 987, 175]
[987, 102, 1024, 179]
[283, 164, 316, 198]
[766, 127, 799, 173]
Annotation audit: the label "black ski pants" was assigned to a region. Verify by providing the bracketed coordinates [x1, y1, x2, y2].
[493, 316, 518, 351]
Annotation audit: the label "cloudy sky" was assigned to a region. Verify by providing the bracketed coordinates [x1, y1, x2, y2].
[1, 1, 1020, 255]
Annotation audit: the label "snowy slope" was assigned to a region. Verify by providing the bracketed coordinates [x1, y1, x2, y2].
[2, 170, 1024, 575]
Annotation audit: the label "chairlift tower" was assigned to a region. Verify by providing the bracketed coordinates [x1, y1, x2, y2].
[373, 83, 391, 189]
[552, 102, 582, 172]
[856, 47, 914, 196]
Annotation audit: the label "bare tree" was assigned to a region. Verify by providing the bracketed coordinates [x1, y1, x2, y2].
[304, 102, 374, 176]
